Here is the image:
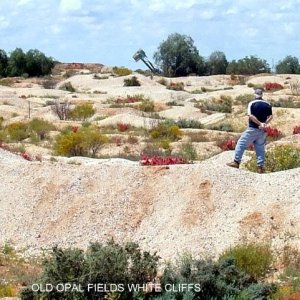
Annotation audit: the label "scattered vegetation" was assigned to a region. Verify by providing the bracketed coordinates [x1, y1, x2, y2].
[167, 81, 184, 91]
[196, 95, 233, 113]
[149, 123, 182, 141]
[112, 66, 132, 76]
[59, 81, 76, 92]
[69, 103, 96, 121]
[53, 127, 108, 157]
[123, 76, 141, 87]
[220, 243, 273, 280]
[245, 144, 300, 173]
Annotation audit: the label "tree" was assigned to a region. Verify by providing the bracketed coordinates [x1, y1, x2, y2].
[0, 49, 8, 77]
[276, 55, 300, 74]
[207, 51, 228, 75]
[154, 33, 206, 77]
[7, 48, 27, 76]
[227, 55, 270, 75]
[25, 49, 55, 77]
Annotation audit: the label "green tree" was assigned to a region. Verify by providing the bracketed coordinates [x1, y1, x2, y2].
[207, 50, 228, 75]
[7, 48, 27, 76]
[0, 49, 8, 77]
[25, 49, 55, 76]
[154, 33, 206, 77]
[276, 55, 300, 74]
[227, 55, 270, 75]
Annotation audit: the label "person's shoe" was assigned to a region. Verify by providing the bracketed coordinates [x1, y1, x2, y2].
[226, 160, 240, 169]
[257, 166, 265, 174]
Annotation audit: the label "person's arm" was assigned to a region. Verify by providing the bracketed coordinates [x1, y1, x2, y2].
[249, 114, 264, 127]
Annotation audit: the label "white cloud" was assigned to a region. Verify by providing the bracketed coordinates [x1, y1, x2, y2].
[59, 0, 82, 12]
[17, 0, 32, 6]
[0, 16, 9, 29]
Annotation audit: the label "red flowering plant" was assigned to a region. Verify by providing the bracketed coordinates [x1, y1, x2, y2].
[140, 154, 187, 166]
[293, 125, 300, 135]
[218, 139, 236, 151]
[20, 151, 32, 161]
[265, 126, 282, 140]
[264, 82, 283, 91]
[117, 122, 130, 132]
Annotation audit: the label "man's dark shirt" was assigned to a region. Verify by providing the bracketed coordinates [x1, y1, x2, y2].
[247, 98, 272, 128]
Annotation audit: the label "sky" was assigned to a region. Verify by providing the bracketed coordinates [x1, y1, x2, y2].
[1, 0, 300, 70]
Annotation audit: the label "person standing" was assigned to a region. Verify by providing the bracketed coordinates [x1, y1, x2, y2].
[227, 88, 273, 173]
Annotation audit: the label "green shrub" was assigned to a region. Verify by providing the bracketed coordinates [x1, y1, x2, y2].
[245, 144, 300, 173]
[54, 127, 107, 157]
[176, 118, 203, 129]
[150, 123, 182, 141]
[167, 81, 184, 91]
[42, 79, 58, 89]
[69, 103, 96, 121]
[177, 142, 198, 161]
[196, 95, 233, 113]
[123, 76, 141, 87]
[6, 122, 29, 141]
[59, 81, 76, 92]
[235, 93, 254, 105]
[220, 244, 273, 280]
[208, 122, 234, 132]
[161, 255, 275, 299]
[20, 240, 159, 300]
[138, 99, 155, 112]
[270, 97, 300, 108]
[28, 118, 56, 140]
[112, 66, 132, 76]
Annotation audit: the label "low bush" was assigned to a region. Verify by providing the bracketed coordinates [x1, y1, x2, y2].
[176, 118, 203, 129]
[220, 244, 273, 280]
[209, 122, 234, 132]
[140, 154, 187, 165]
[235, 93, 254, 105]
[112, 66, 132, 76]
[293, 126, 300, 134]
[177, 142, 198, 161]
[150, 123, 182, 141]
[117, 122, 130, 132]
[138, 99, 155, 112]
[28, 118, 56, 140]
[218, 138, 236, 151]
[161, 255, 275, 299]
[270, 97, 300, 108]
[265, 126, 282, 140]
[6, 122, 29, 142]
[51, 101, 71, 120]
[41, 79, 58, 89]
[196, 95, 233, 113]
[20, 240, 159, 300]
[54, 127, 108, 157]
[59, 81, 76, 92]
[264, 82, 284, 91]
[69, 103, 96, 121]
[123, 76, 141, 87]
[245, 144, 300, 173]
[167, 81, 184, 91]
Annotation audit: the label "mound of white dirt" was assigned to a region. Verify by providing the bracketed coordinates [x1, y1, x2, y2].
[0, 149, 300, 260]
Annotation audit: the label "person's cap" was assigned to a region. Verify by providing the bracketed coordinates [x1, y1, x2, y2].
[254, 89, 263, 96]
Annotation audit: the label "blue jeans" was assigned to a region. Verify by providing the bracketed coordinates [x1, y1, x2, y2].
[234, 127, 267, 167]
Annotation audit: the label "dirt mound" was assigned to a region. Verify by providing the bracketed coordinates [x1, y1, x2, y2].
[0, 150, 299, 260]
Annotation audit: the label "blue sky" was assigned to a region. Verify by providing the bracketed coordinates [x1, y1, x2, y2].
[1, 0, 300, 70]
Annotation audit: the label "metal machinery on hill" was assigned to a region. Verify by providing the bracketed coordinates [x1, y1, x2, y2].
[132, 49, 160, 74]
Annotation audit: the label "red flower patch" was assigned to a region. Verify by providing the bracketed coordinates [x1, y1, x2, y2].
[140, 154, 187, 166]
